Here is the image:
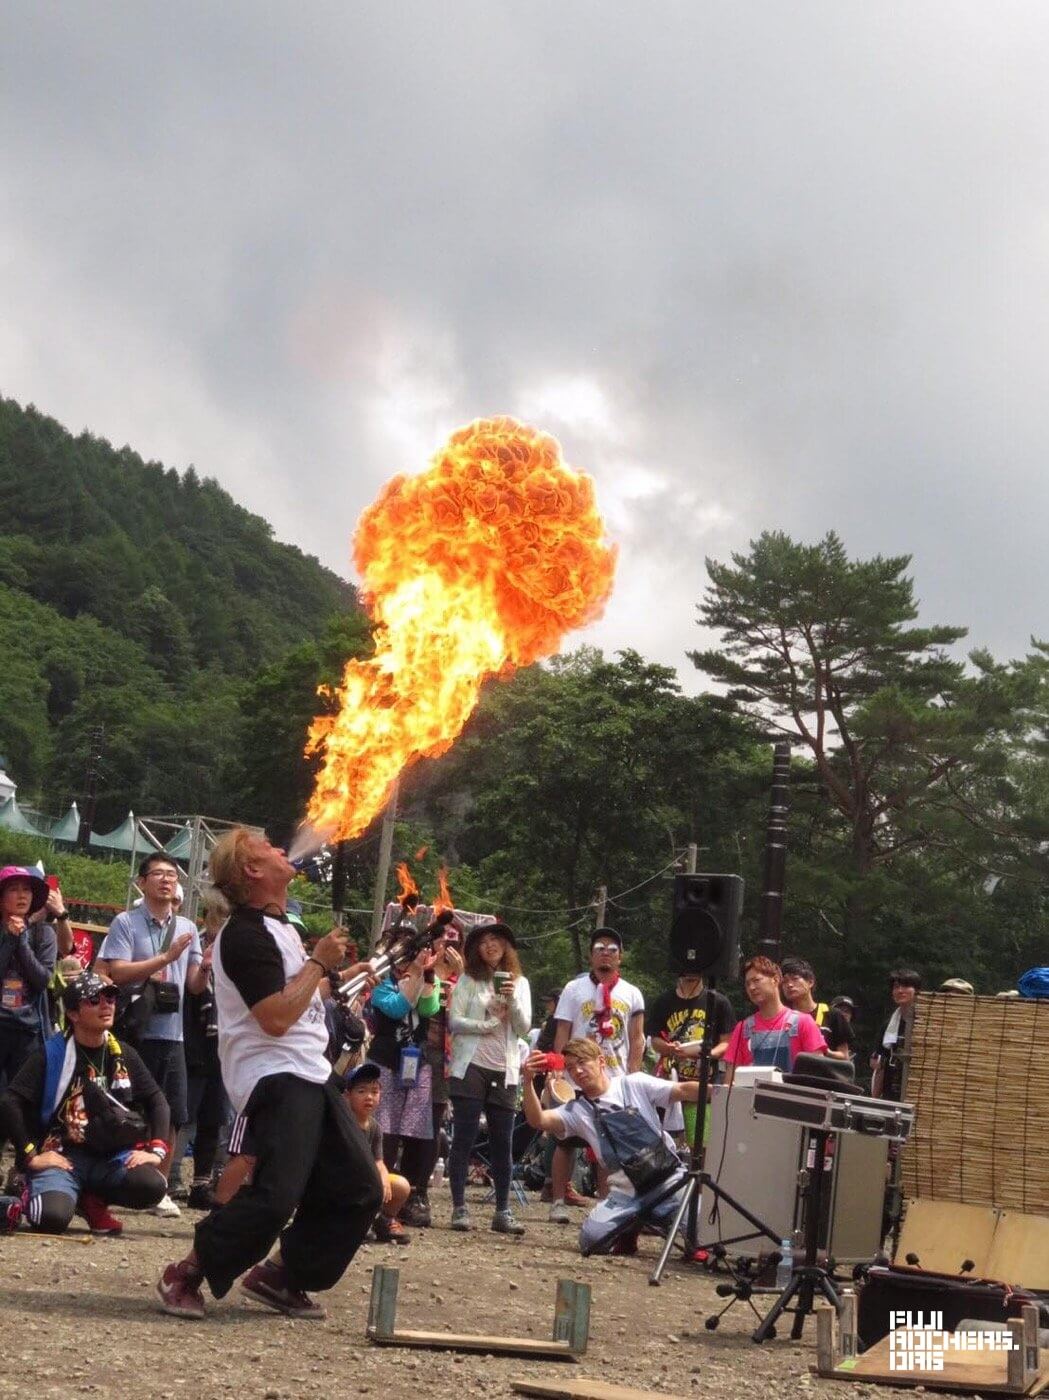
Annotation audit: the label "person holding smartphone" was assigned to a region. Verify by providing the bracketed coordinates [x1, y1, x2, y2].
[447, 921, 531, 1235]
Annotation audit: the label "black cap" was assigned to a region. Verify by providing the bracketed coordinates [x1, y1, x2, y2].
[590, 926, 622, 950]
[62, 971, 112, 1011]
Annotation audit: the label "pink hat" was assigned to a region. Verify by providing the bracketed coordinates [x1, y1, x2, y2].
[0, 865, 49, 915]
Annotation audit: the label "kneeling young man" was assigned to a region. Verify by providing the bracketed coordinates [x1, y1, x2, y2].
[522, 1038, 699, 1256]
[0, 972, 169, 1233]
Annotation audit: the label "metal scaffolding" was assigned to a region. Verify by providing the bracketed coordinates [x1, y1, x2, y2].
[128, 815, 264, 921]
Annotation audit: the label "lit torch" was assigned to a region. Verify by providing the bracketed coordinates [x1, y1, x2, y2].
[301, 416, 616, 846]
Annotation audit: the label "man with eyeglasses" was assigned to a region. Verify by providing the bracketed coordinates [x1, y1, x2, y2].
[96, 852, 207, 1218]
[545, 928, 645, 1225]
[0, 971, 170, 1234]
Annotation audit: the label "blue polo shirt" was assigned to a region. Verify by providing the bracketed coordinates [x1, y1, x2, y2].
[98, 905, 202, 1043]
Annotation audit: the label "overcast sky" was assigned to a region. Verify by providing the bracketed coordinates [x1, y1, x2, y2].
[3, 3, 1047, 690]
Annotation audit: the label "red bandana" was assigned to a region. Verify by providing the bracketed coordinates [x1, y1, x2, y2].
[595, 973, 619, 1039]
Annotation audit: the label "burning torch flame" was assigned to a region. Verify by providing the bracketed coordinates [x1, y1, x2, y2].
[305, 416, 616, 840]
[395, 862, 419, 905]
[433, 866, 454, 917]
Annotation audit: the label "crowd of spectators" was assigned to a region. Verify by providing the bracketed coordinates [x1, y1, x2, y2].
[0, 847, 988, 1285]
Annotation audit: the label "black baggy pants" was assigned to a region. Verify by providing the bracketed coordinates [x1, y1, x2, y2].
[194, 1072, 381, 1299]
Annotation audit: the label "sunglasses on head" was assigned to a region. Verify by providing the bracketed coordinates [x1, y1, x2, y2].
[82, 987, 120, 1007]
[592, 942, 620, 954]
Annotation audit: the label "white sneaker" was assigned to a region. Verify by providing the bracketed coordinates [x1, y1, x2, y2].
[548, 1200, 571, 1225]
[151, 1193, 181, 1218]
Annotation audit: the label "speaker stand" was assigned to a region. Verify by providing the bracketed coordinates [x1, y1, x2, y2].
[648, 983, 781, 1286]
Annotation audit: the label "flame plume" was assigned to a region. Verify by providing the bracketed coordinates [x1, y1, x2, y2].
[306, 416, 616, 840]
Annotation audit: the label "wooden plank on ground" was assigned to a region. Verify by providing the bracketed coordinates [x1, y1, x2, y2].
[371, 1330, 577, 1360]
[817, 1331, 1049, 1394]
[511, 1380, 690, 1400]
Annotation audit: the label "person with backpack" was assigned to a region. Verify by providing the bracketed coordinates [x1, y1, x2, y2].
[0, 970, 169, 1234]
[0, 866, 59, 1091]
[722, 956, 827, 1082]
[522, 1037, 699, 1256]
[780, 956, 855, 1060]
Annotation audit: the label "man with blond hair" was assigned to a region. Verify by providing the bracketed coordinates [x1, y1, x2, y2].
[157, 829, 381, 1320]
[523, 1037, 700, 1256]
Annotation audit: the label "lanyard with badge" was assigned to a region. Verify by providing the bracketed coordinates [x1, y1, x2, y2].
[1, 924, 31, 1011]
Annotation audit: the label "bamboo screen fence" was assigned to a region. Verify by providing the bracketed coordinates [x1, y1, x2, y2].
[900, 992, 1049, 1215]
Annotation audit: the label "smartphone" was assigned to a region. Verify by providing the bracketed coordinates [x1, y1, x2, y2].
[45, 875, 61, 891]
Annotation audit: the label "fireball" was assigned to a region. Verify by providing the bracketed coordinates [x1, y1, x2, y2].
[306, 416, 617, 839]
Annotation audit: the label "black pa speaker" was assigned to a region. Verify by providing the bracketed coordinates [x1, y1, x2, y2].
[669, 873, 743, 982]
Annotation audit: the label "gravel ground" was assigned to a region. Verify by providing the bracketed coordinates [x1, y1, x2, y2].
[0, 1187, 916, 1400]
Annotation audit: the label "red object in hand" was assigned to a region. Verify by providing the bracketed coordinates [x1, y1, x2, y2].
[533, 1052, 565, 1073]
[45, 875, 61, 891]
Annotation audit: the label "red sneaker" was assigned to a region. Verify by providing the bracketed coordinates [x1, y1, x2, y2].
[77, 1194, 123, 1236]
[564, 1184, 589, 1207]
[242, 1258, 326, 1319]
[610, 1228, 640, 1256]
[156, 1260, 206, 1319]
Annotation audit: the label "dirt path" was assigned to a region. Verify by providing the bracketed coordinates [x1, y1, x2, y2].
[0, 1187, 914, 1399]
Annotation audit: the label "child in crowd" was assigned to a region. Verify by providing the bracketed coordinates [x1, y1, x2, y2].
[342, 1062, 411, 1245]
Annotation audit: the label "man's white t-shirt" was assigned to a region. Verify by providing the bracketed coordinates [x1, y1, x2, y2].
[555, 973, 645, 1074]
[550, 1071, 677, 1197]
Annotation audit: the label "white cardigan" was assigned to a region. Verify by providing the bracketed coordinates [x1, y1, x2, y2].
[449, 972, 532, 1085]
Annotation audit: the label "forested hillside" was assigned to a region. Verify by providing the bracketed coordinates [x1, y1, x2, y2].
[0, 396, 362, 822]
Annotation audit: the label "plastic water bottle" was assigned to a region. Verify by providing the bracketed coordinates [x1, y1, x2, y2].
[431, 1158, 445, 1188]
[775, 1237, 794, 1288]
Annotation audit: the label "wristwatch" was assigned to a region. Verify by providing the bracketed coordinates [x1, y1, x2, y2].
[52, 909, 69, 922]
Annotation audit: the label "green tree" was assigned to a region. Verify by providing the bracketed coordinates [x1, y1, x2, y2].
[408, 647, 765, 985]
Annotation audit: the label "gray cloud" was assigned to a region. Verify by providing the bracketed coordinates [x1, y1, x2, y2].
[2, 2, 1047, 685]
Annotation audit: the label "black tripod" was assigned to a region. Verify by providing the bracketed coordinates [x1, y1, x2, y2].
[648, 983, 781, 1287]
[751, 1125, 841, 1342]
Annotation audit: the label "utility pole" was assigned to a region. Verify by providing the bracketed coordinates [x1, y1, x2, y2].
[756, 741, 791, 963]
[594, 885, 607, 927]
[686, 842, 698, 875]
[77, 725, 105, 851]
[369, 778, 400, 950]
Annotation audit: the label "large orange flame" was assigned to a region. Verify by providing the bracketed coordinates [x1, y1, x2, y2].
[305, 416, 616, 839]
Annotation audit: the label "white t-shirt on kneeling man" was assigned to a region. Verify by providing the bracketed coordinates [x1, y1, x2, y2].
[549, 1071, 677, 1198]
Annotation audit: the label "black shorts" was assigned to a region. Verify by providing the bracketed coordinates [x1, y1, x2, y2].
[448, 1063, 517, 1111]
[139, 1039, 189, 1129]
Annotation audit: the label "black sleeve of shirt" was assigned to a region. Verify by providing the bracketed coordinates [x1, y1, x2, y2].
[0, 1045, 47, 1165]
[121, 1042, 172, 1145]
[713, 991, 736, 1042]
[645, 991, 672, 1039]
[824, 1009, 855, 1053]
[219, 914, 287, 1009]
